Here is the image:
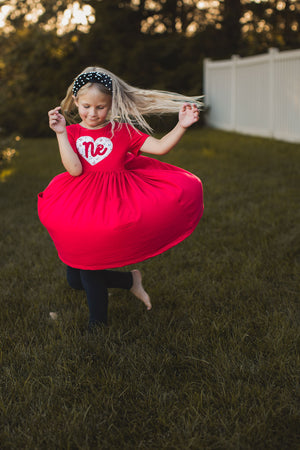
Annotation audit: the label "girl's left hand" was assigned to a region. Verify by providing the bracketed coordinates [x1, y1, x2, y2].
[179, 103, 199, 128]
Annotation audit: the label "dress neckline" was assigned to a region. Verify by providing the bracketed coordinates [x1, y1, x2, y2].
[77, 122, 112, 131]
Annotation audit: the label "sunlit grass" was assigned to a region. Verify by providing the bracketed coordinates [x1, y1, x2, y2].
[0, 167, 16, 182]
[0, 128, 299, 449]
[0, 134, 20, 182]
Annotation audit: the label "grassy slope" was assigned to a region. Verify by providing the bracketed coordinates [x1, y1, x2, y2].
[0, 128, 299, 449]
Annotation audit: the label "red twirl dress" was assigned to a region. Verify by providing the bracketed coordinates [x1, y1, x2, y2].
[38, 123, 203, 269]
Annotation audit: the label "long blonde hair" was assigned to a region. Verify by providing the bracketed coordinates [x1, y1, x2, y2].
[61, 66, 203, 133]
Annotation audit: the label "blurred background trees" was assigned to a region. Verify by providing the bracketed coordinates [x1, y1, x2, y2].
[0, 0, 299, 136]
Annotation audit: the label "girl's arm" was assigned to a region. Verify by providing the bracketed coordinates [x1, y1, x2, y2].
[48, 107, 83, 176]
[140, 103, 199, 155]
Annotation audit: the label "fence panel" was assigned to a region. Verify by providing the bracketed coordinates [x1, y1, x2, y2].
[204, 48, 300, 143]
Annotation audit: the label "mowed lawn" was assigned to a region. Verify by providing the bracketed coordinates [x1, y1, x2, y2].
[0, 128, 299, 449]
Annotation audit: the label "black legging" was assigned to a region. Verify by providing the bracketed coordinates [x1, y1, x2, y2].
[67, 266, 133, 327]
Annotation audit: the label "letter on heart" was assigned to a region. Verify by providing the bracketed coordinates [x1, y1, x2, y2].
[76, 136, 113, 165]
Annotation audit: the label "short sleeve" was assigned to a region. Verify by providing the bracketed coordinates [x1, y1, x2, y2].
[126, 125, 149, 156]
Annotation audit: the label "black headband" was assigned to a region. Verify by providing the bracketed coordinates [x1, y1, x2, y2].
[72, 72, 113, 96]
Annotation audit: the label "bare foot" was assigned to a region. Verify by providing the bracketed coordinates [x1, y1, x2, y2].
[130, 269, 152, 310]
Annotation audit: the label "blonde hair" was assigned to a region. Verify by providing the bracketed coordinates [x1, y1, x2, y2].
[61, 66, 204, 133]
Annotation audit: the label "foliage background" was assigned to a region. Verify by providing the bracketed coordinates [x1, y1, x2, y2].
[1, 0, 300, 137]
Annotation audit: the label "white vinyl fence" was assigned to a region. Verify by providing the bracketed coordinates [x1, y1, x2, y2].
[204, 48, 300, 143]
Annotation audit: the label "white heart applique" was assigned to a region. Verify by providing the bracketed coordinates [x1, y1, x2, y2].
[76, 136, 113, 166]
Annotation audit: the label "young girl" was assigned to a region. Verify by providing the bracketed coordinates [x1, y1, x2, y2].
[38, 66, 204, 331]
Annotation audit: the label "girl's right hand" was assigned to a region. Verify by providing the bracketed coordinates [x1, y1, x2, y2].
[48, 107, 66, 134]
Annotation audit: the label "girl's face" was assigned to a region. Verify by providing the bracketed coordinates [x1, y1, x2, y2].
[74, 86, 112, 129]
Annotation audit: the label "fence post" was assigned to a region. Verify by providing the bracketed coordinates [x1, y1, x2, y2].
[268, 48, 279, 137]
[231, 55, 240, 131]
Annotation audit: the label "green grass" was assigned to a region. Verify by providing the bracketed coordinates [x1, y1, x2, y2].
[0, 128, 299, 449]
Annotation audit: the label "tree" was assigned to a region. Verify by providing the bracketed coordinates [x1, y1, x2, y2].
[1, 0, 300, 136]
[219, 0, 242, 56]
[0, 25, 81, 136]
[241, 0, 300, 54]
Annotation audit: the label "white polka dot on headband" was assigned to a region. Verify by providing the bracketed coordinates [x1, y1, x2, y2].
[72, 72, 113, 96]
